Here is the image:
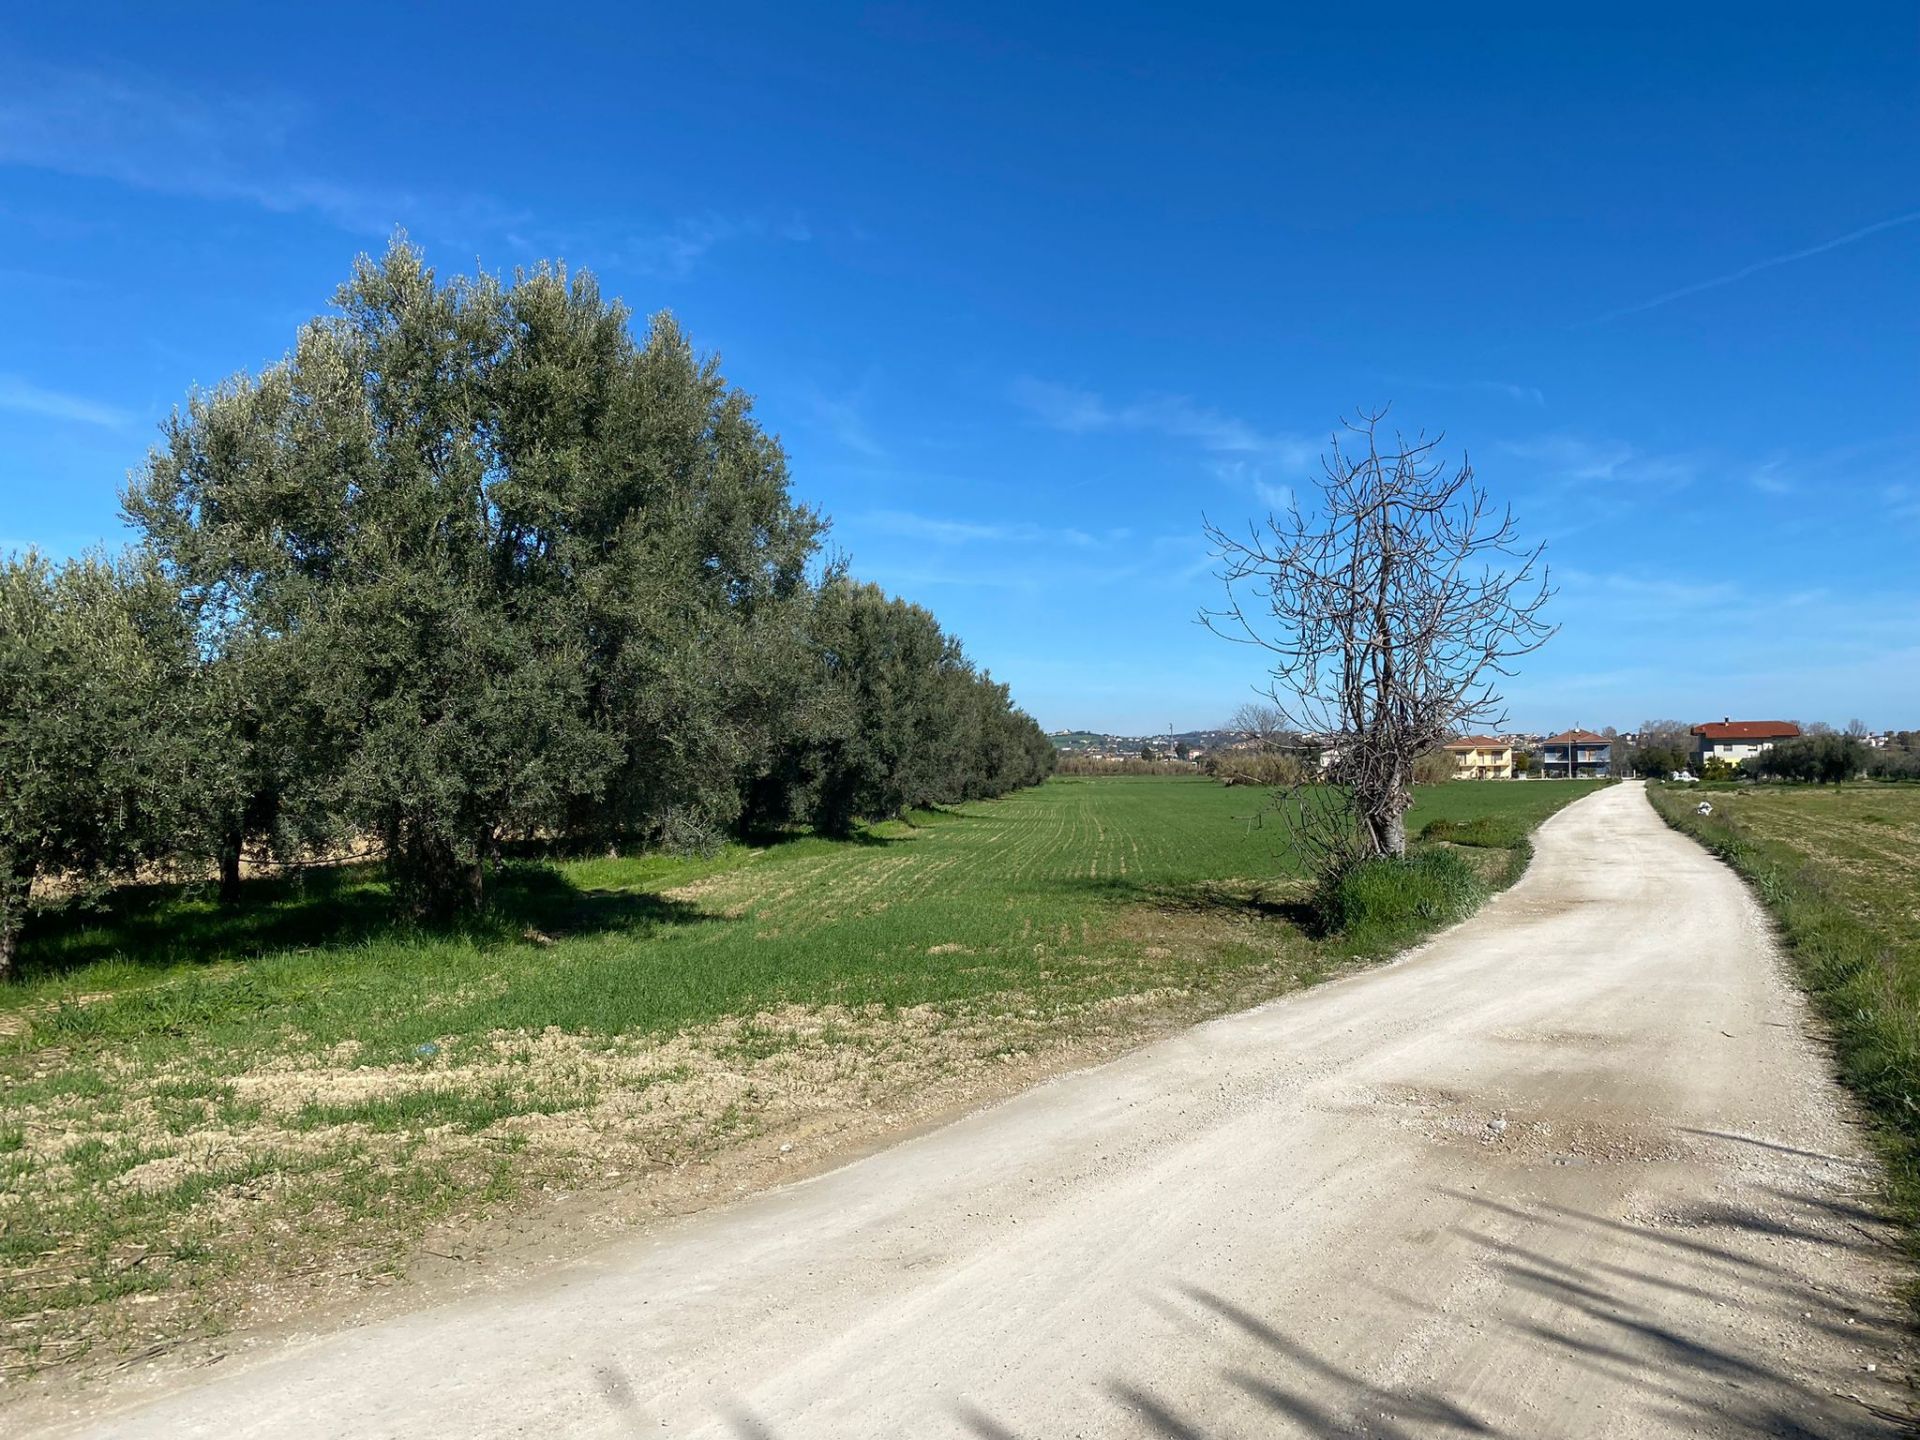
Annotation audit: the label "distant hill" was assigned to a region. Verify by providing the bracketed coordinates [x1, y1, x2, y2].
[1048, 731, 1109, 750]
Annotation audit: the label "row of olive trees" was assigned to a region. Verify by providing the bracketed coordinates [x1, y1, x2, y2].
[0, 243, 1053, 977]
[1742, 733, 1873, 784]
[0, 553, 200, 979]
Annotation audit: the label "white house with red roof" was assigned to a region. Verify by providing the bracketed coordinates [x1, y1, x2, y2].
[1690, 719, 1800, 769]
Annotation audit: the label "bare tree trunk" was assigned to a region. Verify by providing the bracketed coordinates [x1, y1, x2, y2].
[1360, 764, 1410, 858]
[1370, 805, 1408, 857]
[389, 818, 490, 921]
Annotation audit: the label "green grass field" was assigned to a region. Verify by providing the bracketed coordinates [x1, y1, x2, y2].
[0, 776, 1603, 1377]
[1648, 782, 1920, 1281]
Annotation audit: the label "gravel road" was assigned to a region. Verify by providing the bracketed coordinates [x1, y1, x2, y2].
[45, 782, 1915, 1437]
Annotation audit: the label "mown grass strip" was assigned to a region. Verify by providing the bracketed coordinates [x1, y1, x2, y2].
[1647, 783, 1920, 1293]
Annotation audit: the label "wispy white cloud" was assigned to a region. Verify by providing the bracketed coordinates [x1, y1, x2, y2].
[1590, 209, 1920, 324]
[1011, 378, 1318, 461]
[1208, 460, 1292, 512]
[0, 264, 93, 291]
[862, 509, 1118, 549]
[613, 212, 814, 280]
[1500, 433, 1699, 488]
[796, 379, 887, 459]
[0, 374, 131, 428]
[1008, 378, 1113, 435]
[0, 63, 457, 234]
[847, 515, 1222, 608]
[1558, 566, 1920, 655]
[1556, 567, 1741, 611]
[1505, 431, 1914, 543]
[0, 64, 806, 278]
[1492, 433, 1703, 547]
[1475, 381, 1546, 406]
[1012, 378, 1322, 512]
[857, 562, 1046, 594]
[868, 512, 1033, 545]
[1390, 376, 1546, 407]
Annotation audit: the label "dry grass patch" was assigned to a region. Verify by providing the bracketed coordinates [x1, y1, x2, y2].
[1, 981, 1313, 1380]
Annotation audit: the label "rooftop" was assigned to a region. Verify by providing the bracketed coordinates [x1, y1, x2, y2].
[1692, 719, 1801, 741]
[1542, 730, 1610, 746]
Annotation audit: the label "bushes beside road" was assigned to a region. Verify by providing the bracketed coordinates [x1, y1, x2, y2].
[1313, 848, 1487, 949]
[1312, 790, 1576, 949]
[1419, 814, 1529, 850]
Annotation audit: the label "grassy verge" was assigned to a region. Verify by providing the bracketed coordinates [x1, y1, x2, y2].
[1646, 782, 1920, 1280]
[1314, 799, 1557, 953]
[0, 776, 1605, 1382]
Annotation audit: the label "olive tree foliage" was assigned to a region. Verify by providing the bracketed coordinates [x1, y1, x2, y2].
[756, 581, 1054, 837]
[126, 244, 826, 915]
[112, 238, 1050, 927]
[130, 248, 625, 916]
[1622, 718, 1693, 780]
[1744, 734, 1869, 784]
[1204, 411, 1554, 867]
[0, 552, 193, 978]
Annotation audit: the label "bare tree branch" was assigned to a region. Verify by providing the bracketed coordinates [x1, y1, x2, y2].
[1201, 408, 1556, 867]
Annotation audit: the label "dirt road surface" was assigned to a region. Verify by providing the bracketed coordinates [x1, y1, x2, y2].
[37, 783, 1915, 1437]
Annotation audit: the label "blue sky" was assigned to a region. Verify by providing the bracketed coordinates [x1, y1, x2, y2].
[2, 4, 1915, 733]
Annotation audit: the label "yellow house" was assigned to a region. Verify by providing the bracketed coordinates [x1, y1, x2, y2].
[1443, 735, 1514, 780]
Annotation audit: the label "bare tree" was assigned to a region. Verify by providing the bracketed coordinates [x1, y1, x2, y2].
[1203, 410, 1555, 866]
[1213, 701, 1316, 787]
[1230, 701, 1289, 748]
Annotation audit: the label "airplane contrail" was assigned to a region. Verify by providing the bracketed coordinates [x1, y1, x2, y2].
[1590, 208, 1920, 323]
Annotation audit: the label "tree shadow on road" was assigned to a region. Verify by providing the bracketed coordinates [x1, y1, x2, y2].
[660, 1172, 1912, 1439]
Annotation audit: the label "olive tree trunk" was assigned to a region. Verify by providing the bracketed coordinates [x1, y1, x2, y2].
[0, 849, 39, 983]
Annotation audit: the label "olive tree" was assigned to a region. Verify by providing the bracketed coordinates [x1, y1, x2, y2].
[0, 551, 192, 977]
[127, 241, 835, 914]
[1205, 410, 1554, 866]
[112, 235, 1056, 930]
[128, 244, 618, 917]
